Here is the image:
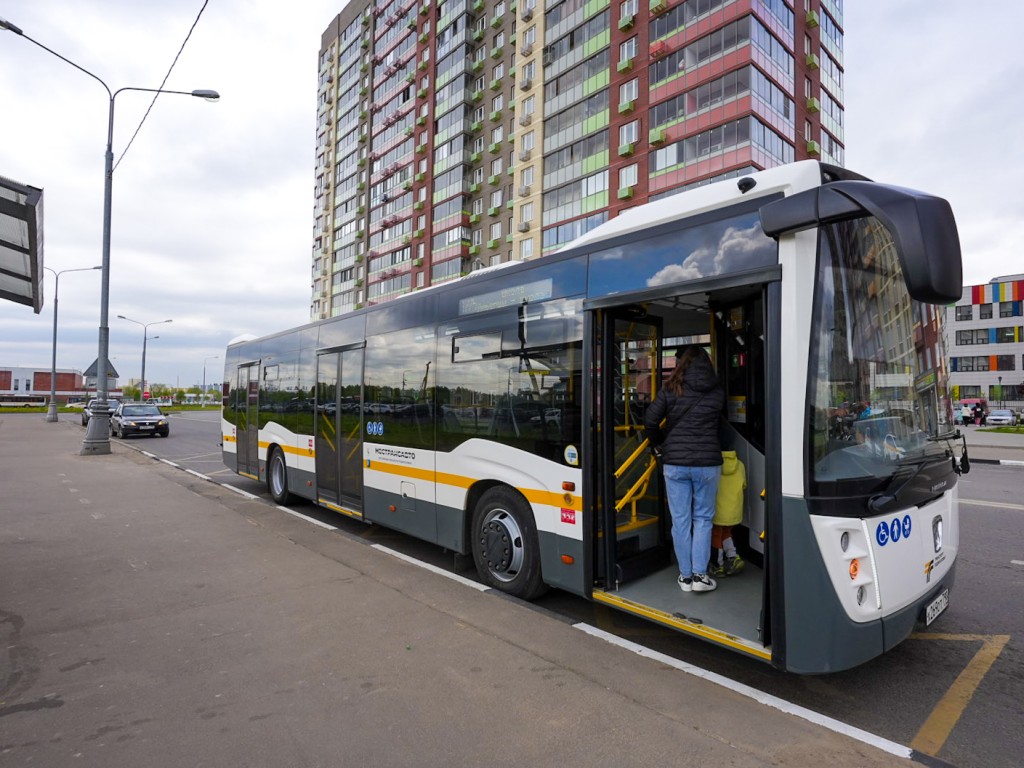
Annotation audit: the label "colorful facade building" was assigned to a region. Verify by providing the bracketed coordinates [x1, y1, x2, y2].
[945, 275, 1024, 408]
[311, 0, 844, 319]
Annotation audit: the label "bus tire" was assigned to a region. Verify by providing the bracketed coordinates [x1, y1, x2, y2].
[268, 447, 294, 505]
[471, 487, 546, 600]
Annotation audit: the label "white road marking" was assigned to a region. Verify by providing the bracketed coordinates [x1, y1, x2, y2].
[960, 498, 1024, 511]
[1011, 560, 1024, 566]
[574, 624, 913, 759]
[372, 545, 490, 592]
[222, 485, 260, 500]
[278, 507, 338, 530]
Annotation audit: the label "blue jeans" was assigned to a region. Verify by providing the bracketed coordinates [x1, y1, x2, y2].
[663, 464, 721, 578]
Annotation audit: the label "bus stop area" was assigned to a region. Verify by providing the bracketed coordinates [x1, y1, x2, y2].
[1, 417, 996, 767]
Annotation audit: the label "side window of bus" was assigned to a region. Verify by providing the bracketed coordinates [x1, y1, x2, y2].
[364, 326, 436, 450]
[436, 299, 584, 461]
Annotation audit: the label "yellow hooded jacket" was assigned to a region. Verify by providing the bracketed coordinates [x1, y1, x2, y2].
[714, 450, 746, 526]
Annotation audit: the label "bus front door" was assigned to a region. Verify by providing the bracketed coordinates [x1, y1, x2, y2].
[315, 347, 365, 516]
[594, 308, 671, 588]
[235, 363, 260, 480]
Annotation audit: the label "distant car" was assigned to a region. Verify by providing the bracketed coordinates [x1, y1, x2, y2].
[110, 402, 170, 438]
[81, 398, 119, 426]
[985, 409, 1017, 426]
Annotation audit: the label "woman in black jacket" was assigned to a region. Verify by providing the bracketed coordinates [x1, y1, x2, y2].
[644, 346, 726, 593]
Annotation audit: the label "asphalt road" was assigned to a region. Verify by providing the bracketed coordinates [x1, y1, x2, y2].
[92, 410, 1024, 768]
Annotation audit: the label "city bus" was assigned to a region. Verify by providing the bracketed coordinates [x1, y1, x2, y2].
[222, 161, 965, 673]
[0, 394, 47, 407]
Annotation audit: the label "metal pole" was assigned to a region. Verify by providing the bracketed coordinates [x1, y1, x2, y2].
[47, 271, 60, 421]
[141, 331, 148, 399]
[44, 266, 101, 422]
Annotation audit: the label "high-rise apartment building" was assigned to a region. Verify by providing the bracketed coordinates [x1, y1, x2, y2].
[311, 0, 844, 319]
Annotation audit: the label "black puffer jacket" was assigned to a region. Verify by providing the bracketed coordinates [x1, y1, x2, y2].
[644, 354, 725, 467]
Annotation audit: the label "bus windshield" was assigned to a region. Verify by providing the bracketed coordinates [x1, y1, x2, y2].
[809, 215, 953, 490]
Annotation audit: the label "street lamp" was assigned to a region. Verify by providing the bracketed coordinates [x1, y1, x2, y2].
[43, 265, 101, 422]
[1, 16, 219, 455]
[118, 316, 171, 399]
[203, 355, 219, 406]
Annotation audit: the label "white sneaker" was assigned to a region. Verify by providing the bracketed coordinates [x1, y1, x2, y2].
[678, 575, 693, 592]
[691, 573, 717, 592]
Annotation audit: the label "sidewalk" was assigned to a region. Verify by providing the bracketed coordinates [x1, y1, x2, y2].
[1, 415, 921, 767]
[959, 425, 1024, 465]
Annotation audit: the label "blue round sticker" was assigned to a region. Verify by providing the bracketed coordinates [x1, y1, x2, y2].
[902, 514, 912, 538]
[876, 520, 889, 546]
[890, 517, 902, 543]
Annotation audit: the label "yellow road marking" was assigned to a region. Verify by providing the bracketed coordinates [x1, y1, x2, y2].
[909, 632, 1010, 755]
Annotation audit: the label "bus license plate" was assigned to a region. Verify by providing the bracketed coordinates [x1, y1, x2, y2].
[925, 589, 949, 626]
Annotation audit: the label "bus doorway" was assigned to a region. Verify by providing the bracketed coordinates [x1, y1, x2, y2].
[235, 363, 260, 480]
[590, 283, 772, 661]
[315, 346, 365, 516]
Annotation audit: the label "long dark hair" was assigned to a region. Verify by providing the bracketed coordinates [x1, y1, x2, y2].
[665, 345, 707, 396]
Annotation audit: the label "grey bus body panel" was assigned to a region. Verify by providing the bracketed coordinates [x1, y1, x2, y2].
[781, 496, 885, 673]
[781, 496, 957, 673]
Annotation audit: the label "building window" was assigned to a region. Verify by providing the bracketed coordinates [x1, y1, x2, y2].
[621, 0, 637, 17]
[979, 303, 993, 319]
[521, 166, 534, 187]
[619, 78, 638, 104]
[490, 221, 502, 239]
[521, 201, 534, 222]
[523, 95, 536, 115]
[955, 305, 973, 321]
[620, 120, 639, 145]
[996, 326, 1018, 343]
[520, 237, 534, 259]
[1000, 301, 1018, 318]
[620, 37, 637, 62]
[522, 130, 535, 151]
[619, 163, 638, 189]
[996, 355, 1016, 371]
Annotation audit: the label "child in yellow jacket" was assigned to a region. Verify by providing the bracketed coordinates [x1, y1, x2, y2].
[711, 450, 746, 578]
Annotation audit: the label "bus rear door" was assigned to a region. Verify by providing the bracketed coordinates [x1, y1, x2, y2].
[315, 346, 365, 517]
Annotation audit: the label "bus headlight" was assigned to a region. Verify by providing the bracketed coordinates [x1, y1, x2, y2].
[856, 585, 866, 605]
[932, 516, 943, 553]
[840, 531, 849, 552]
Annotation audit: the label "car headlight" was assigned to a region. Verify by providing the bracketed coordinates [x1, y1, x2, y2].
[932, 515, 943, 553]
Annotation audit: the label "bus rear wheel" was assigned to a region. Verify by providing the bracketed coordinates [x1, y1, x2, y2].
[268, 447, 294, 505]
[471, 487, 546, 600]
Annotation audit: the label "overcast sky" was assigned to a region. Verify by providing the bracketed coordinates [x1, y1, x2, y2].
[2, 2, 1021, 390]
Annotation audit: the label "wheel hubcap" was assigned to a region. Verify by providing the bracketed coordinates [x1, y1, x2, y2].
[479, 508, 524, 582]
[271, 457, 285, 496]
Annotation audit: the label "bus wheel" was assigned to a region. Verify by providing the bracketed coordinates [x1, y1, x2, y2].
[471, 487, 546, 600]
[268, 447, 294, 505]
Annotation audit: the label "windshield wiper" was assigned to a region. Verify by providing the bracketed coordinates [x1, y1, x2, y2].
[867, 453, 958, 515]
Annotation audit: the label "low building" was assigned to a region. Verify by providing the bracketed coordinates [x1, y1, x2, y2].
[945, 274, 1024, 410]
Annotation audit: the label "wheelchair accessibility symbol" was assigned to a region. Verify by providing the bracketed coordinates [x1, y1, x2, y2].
[876, 514, 912, 547]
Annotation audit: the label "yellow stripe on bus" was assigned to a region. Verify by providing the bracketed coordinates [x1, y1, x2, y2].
[317, 499, 364, 520]
[367, 459, 582, 511]
[243, 442, 582, 511]
[592, 590, 772, 661]
[223, 434, 236, 443]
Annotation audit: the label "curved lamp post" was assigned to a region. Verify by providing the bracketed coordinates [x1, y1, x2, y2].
[1, 15, 218, 454]
[203, 355, 219, 406]
[118, 316, 172, 400]
[44, 265, 101, 421]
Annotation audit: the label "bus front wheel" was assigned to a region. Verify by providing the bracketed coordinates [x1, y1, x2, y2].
[268, 447, 294, 505]
[471, 487, 546, 600]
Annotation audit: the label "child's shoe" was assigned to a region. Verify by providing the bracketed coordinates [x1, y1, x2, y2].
[724, 555, 746, 576]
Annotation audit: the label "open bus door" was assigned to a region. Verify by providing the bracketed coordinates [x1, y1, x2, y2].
[588, 283, 776, 664]
[593, 306, 672, 588]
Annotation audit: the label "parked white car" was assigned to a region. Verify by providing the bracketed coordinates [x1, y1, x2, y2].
[985, 408, 1017, 426]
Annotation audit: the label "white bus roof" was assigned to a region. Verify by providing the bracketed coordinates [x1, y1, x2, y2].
[558, 160, 828, 254]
